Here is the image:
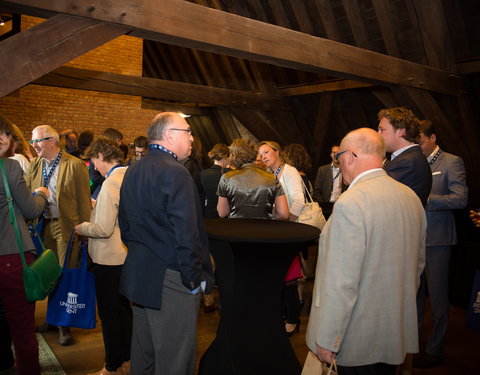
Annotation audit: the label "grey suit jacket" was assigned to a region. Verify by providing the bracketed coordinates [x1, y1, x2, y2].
[426, 150, 468, 246]
[306, 169, 426, 366]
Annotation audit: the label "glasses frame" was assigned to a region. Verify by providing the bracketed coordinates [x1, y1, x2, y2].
[334, 149, 357, 162]
[28, 137, 52, 144]
[169, 128, 192, 135]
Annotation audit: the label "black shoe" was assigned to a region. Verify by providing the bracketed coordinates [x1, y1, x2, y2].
[36, 322, 56, 333]
[58, 326, 73, 346]
[412, 353, 442, 368]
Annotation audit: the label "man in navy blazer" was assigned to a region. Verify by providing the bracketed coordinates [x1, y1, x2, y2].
[413, 120, 468, 368]
[119, 112, 214, 375]
[378, 107, 432, 206]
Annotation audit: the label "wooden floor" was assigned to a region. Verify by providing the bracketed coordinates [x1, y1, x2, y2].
[35, 278, 478, 375]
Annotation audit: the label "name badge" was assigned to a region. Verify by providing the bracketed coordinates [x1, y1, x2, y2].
[432, 171, 442, 176]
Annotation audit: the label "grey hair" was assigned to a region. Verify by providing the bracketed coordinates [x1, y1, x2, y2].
[147, 113, 176, 143]
[32, 125, 60, 145]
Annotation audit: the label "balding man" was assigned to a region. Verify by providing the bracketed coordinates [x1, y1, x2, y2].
[306, 128, 426, 375]
[25, 125, 91, 346]
[118, 113, 214, 375]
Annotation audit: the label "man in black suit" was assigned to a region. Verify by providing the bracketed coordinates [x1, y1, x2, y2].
[119, 112, 214, 375]
[378, 107, 432, 206]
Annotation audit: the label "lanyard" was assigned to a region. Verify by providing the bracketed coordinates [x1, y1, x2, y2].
[42, 150, 62, 187]
[274, 165, 282, 178]
[429, 148, 442, 165]
[149, 144, 178, 160]
[105, 163, 123, 179]
[332, 164, 341, 181]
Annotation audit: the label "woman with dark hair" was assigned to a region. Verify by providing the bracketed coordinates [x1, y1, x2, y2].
[217, 138, 288, 220]
[70, 130, 94, 160]
[200, 143, 231, 219]
[75, 136, 132, 375]
[0, 113, 49, 375]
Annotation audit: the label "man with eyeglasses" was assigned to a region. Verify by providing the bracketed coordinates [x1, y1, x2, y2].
[377, 107, 432, 207]
[25, 125, 91, 346]
[306, 128, 426, 375]
[313, 145, 347, 219]
[118, 112, 213, 375]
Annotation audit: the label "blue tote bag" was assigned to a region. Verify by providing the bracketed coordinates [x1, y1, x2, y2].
[47, 233, 96, 329]
[466, 269, 480, 331]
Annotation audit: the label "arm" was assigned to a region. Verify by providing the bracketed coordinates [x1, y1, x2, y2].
[8, 161, 48, 219]
[313, 166, 325, 203]
[76, 178, 118, 238]
[311, 198, 365, 354]
[273, 194, 289, 220]
[427, 157, 468, 211]
[217, 196, 230, 218]
[282, 165, 305, 219]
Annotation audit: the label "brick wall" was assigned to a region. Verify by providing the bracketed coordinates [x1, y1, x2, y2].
[0, 16, 156, 143]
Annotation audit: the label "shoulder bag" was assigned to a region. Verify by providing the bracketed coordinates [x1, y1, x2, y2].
[297, 179, 326, 231]
[1, 159, 62, 303]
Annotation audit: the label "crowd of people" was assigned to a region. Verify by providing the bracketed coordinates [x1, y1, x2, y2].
[0, 105, 468, 375]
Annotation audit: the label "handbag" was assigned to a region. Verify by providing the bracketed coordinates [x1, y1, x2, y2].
[47, 232, 96, 329]
[1, 159, 62, 303]
[466, 269, 480, 331]
[297, 180, 326, 231]
[301, 351, 337, 375]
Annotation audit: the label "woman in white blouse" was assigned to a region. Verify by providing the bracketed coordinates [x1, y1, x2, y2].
[75, 137, 131, 375]
[258, 141, 305, 336]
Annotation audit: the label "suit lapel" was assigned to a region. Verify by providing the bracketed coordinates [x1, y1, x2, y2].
[56, 154, 67, 203]
[430, 149, 444, 173]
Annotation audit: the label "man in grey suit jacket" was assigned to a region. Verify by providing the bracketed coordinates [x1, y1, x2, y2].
[413, 121, 468, 368]
[306, 128, 426, 375]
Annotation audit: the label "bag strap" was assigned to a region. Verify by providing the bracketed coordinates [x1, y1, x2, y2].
[63, 230, 88, 270]
[325, 359, 337, 375]
[29, 218, 47, 254]
[0, 159, 28, 270]
[301, 178, 314, 204]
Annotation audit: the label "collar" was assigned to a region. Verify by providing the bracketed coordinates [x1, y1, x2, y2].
[391, 144, 418, 160]
[149, 144, 178, 160]
[348, 168, 384, 189]
[427, 146, 440, 163]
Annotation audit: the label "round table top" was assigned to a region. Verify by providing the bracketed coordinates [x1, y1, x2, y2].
[204, 218, 320, 244]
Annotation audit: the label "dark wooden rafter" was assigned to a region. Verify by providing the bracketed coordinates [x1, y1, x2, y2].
[0, 13, 129, 97]
[33, 66, 285, 110]
[278, 80, 372, 96]
[0, 0, 460, 95]
[371, 87, 399, 108]
[371, 0, 402, 58]
[313, 0, 342, 42]
[341, 0, 371, 49]
[409, 0, 458, 73]
[212, 108, 242, 144]
[310, 92, 334, 168]
[141, 99, 210, 115]
[290, 0, 314, 36]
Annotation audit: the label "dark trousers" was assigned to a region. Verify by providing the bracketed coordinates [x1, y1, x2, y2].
[0, 252, 40, 375]
[337, 362, 397, 375]
[282, 282, 301, 324]
[93, 263, 132, 371]
[0, 297, 14, 370]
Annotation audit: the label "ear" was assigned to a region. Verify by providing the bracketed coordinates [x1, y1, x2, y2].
[395, 128, 406, 138]
[97, 152, 105, 162]
[430, 134, 437, 144]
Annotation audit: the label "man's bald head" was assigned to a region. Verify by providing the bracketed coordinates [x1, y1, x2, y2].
[339, 128, 386, 184]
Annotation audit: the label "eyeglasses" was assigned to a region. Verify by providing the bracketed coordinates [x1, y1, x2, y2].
[333, 149, 357, 162]
[169, 128, 192, 135]
[29, 137, 52, 144]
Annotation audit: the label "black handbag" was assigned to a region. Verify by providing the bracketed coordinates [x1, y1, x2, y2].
[1, 159, 62, 302]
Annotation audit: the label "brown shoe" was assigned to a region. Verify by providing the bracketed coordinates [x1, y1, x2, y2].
[58, 326, 73, 346]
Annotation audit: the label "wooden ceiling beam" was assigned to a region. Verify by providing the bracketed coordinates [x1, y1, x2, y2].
[278, 80, 372, 96]
[0, 13, 129, 97]
[33, 66, 284, 110]
[341, 0, 371, 50]
[0, 0, 460, 95]
[371, 0, 402, 58]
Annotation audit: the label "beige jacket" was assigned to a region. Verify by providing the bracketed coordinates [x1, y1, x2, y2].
[76, 167, 127, 265]
[306, 169, 426, 366]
